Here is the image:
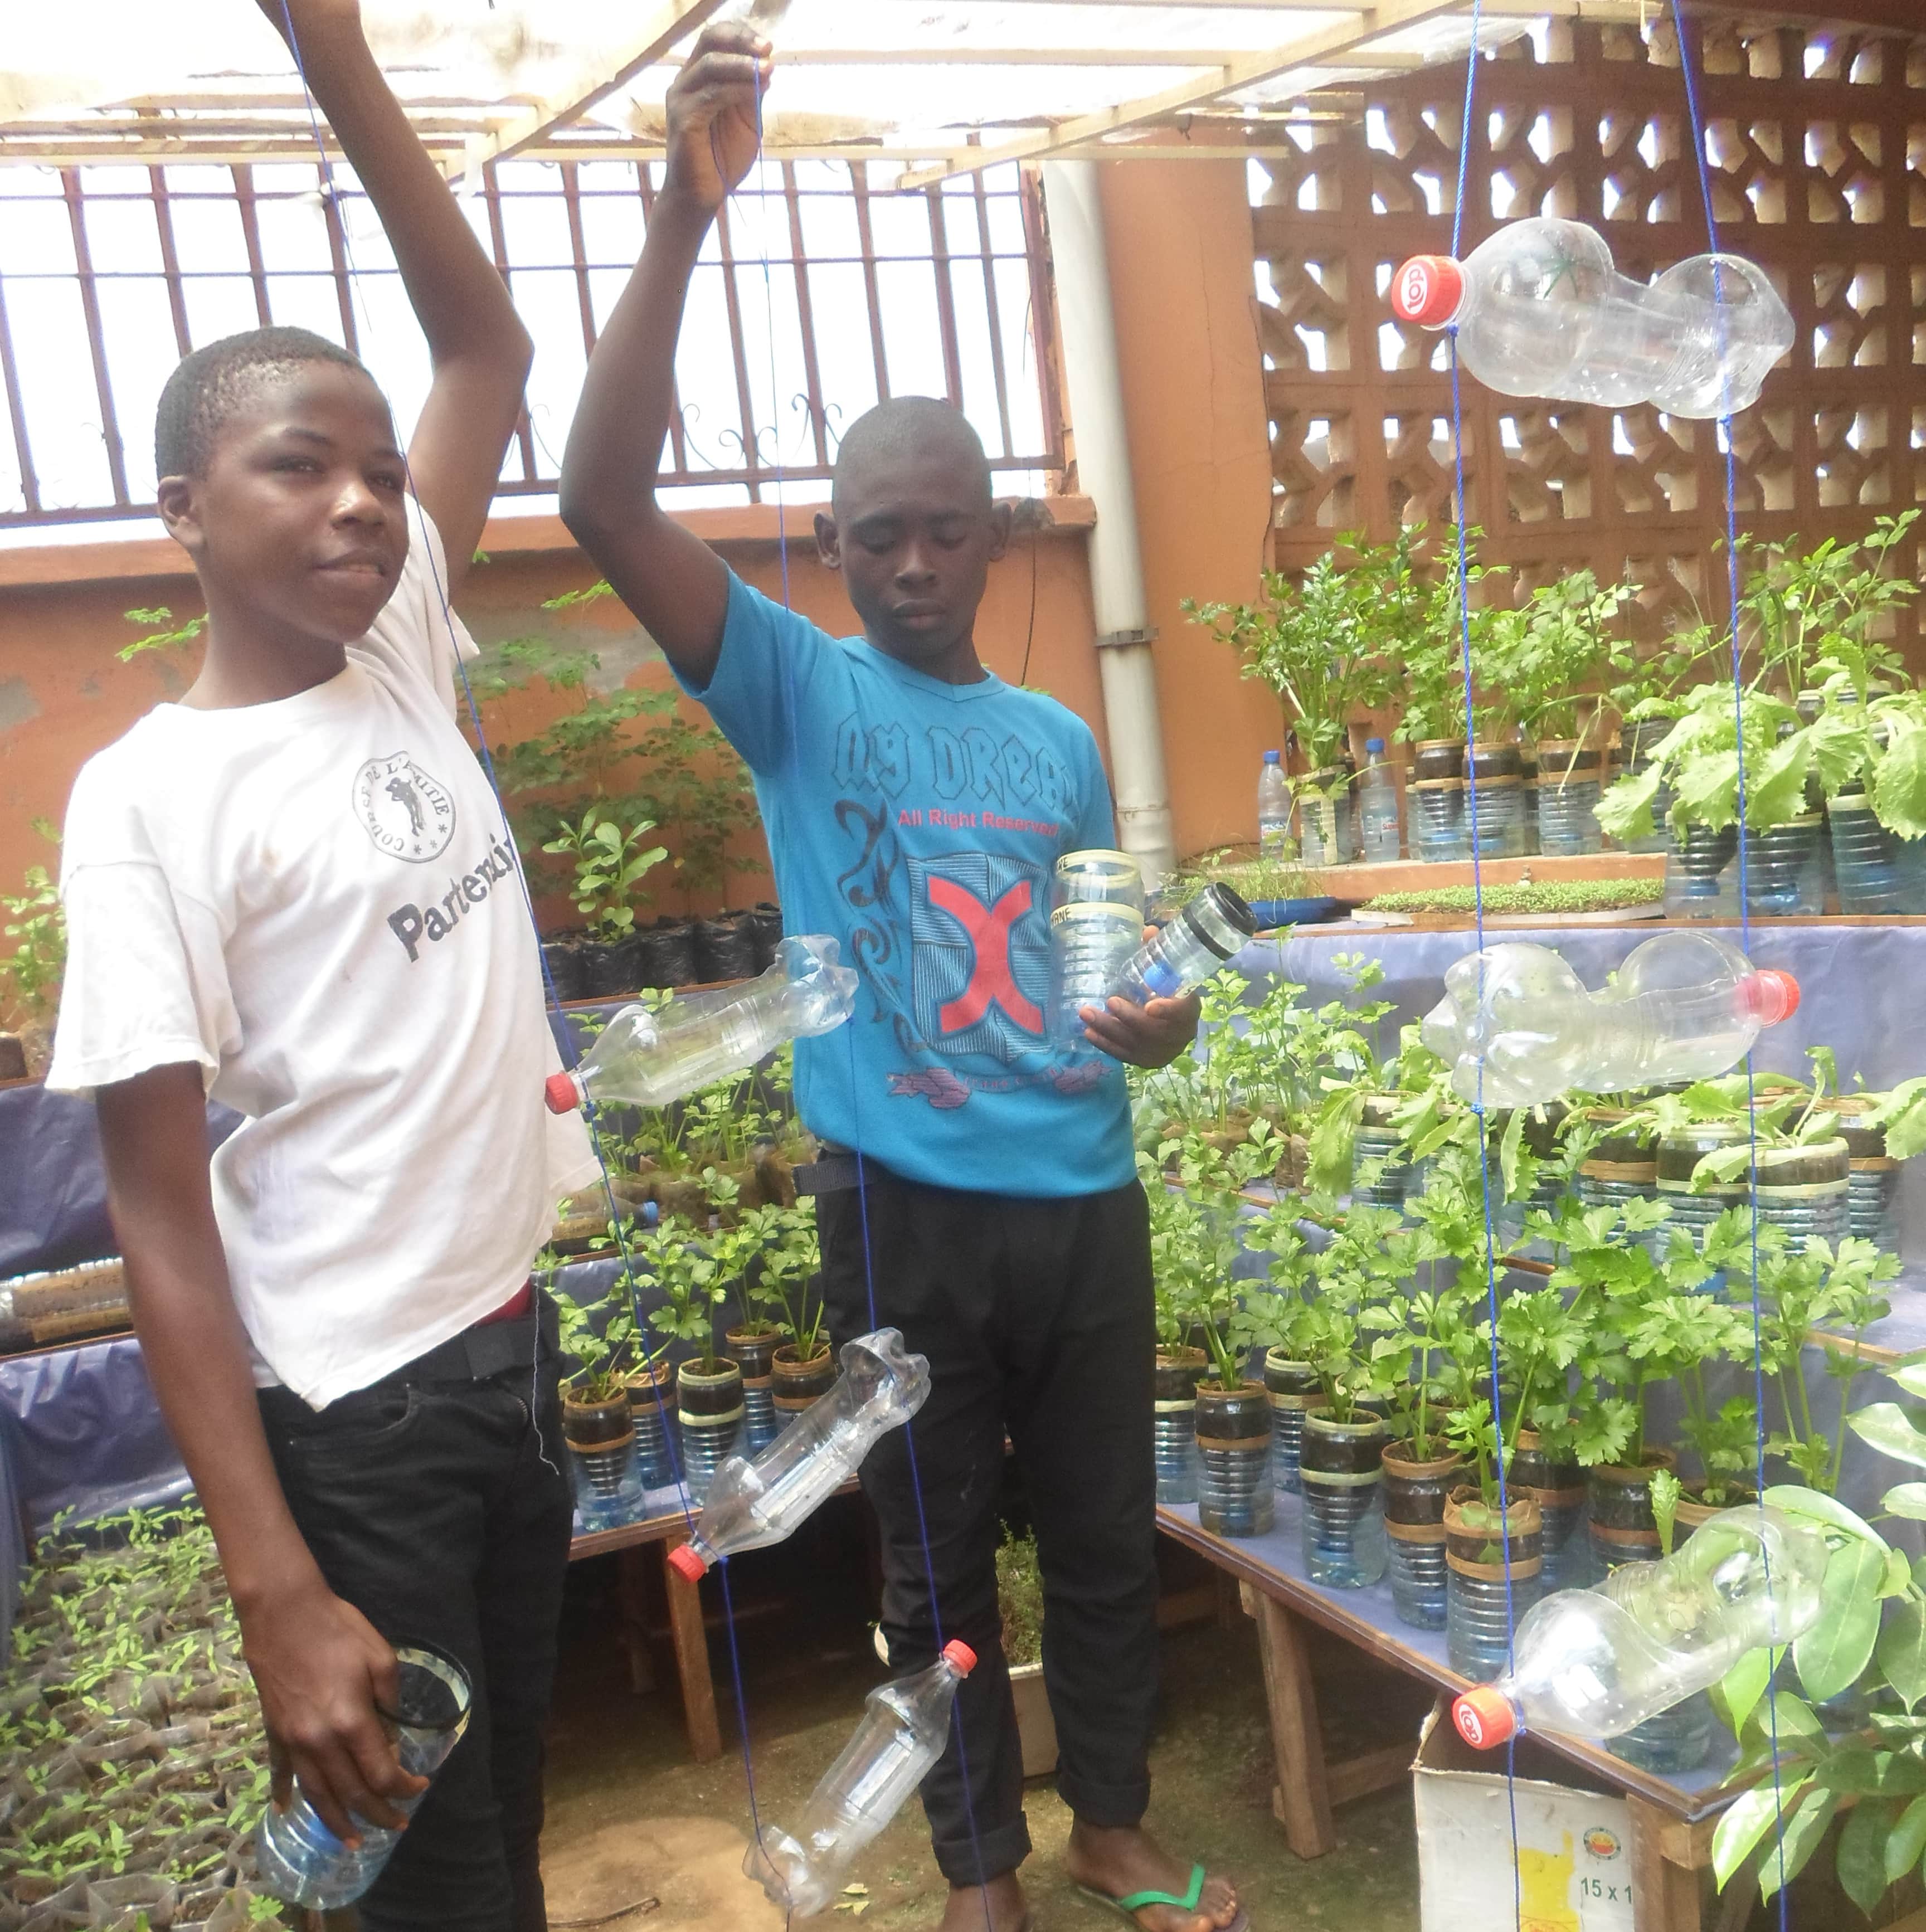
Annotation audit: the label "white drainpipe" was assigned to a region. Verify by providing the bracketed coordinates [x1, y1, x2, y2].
[1040, 159, 1178, 890]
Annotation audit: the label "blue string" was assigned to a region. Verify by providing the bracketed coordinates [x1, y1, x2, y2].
[1667, 7, 1789, 1922]
[273, 0, 764, 1839]
[1439, 9, 1525, 1930]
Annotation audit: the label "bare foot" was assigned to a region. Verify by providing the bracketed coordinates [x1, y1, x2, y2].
[936, 1870, 1029, 1932]
[1064, 1821, 1241, 1932]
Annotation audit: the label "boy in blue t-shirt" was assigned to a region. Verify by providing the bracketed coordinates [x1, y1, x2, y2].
[559, 25, 1243, 1932]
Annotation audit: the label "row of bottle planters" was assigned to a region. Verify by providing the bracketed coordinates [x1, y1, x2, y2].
[1157, 1361, 1722, 1775]
[1353, 1096, 1905, 1258]
[540, 903, 784, 1004]
[558, 1328, 829, 1532]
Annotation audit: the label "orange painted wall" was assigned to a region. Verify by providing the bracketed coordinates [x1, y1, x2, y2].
[1097, 157, 1280, 859]
[0, 157, 1279, 946]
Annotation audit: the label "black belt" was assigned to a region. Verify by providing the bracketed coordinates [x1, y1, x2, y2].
[392, 1292, 559, 1385]
[792, 1142, 870, 1196]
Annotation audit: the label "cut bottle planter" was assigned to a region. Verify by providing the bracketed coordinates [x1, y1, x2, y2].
[1616, 720, 1673, 855]
[563, 1384, 644, 1530]
[1837, 1100, 1901, 1254]
[1507, 1431, 1591, 1592]
[1443, 1491, 1541, 1683]
[1297, 774, 1359, 868]
[1351, 1096, 1413, 1211]
[1664, 823, 1738, 919]
[625, 1357, 679, 1491]
[1155, 1349, 1208, 1505]
[1830, 791, 1926, 915]
[1753, 1138, 1851, 1247]
[1587, 1451, 1676, 1575]
[1262, 1352, 1325, 1497]
[772, 1344, 836, 1420]
[1577, 1109, 1657, 1219]
[1381, 1447, 1463, 1632]
[1194, 1381, 1273, 1537]
[725, 1327, 782, 1455]
[1409, 777, 1470, 863]
[1534, 743, 1606, 856]
[676, 1360, 745, 1507]
[1300, 1413, 1388, 1588]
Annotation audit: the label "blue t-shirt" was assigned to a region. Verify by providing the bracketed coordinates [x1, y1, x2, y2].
[678, 573, 1136, 1198]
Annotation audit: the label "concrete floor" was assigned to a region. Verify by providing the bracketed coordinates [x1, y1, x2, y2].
[539, 1496, 1434, 1932]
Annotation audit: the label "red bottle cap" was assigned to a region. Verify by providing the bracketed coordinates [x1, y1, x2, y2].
[1741, 969, 1800, 1026]
[667, 1542, 709, 1583]
[1453, 1686, 1516, 1750]
[1390, 254, 1466, 328]
[942, 1639, 977, 1676]
[544, 1071, 583, 1115]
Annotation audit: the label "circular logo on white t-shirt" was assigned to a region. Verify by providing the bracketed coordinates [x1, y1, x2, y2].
[352, 752, 456, 863]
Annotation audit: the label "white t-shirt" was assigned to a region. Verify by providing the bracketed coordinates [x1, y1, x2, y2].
[46, 499, 596, 1408]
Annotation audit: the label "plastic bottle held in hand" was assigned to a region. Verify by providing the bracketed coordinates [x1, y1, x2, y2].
[668, 1330, 930, 1579]
[1419, 929, 1799, 1108]
[1258, 751, 1292, 859]
[1454, 1507, 1826, 1748]
[1112, 883, 1257, 1004]
[254, 1646, 471, 1909]
[1359, 738, 1401, 863]
[546, 935, 857, 1113]
[1391, 217, 1793, 418]
[746, 1641, 976, 1916]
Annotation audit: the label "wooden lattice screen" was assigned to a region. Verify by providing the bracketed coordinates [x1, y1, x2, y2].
[1249, 13, 1926, 664]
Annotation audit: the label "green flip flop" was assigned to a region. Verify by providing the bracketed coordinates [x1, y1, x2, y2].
[1074, 1863, 1248, 1932]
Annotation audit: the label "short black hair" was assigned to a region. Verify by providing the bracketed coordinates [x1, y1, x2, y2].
[154, 326, 372, 479]
[831, 397, 993, 513]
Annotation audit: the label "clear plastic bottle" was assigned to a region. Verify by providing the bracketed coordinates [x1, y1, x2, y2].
[1359, 738, 1402, 863]
[1054, 848, 1144, 913]
[1453, 1507, 1826, 1749]
[546, 934, 857, 1113]
[1258, 751, 1292, 859]
[1392, 218, 1793, 418]
[1419, 930, 1800, 1108]
[254, 1646, 471, 1909]
[668, 1329, 930, 1579]
[1049, 902, 1145, 1046]
[1111, 884, 1257, 1004]
[745, 1641, 976, 1916]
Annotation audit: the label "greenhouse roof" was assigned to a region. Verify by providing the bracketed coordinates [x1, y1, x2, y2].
[6, 0, 1869, 184]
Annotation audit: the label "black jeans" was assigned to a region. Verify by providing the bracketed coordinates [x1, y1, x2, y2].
[818, 1168, 1159, 1887]
[257, 1300, 572, 1932]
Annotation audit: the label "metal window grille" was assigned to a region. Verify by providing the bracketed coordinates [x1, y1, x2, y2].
[0, 156, 1062, 528]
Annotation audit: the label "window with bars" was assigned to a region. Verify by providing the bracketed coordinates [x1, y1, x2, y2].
[0, 156, 1063, 528]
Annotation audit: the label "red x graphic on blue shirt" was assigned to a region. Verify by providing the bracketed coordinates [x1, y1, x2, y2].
[926, 874, 1045, 1035]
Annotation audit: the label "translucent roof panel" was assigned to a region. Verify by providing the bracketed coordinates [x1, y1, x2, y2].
[1, 0, 1568, 178]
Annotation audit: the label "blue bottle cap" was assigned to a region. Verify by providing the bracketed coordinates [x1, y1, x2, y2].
[1366, 737, 1385, 752]
[1262, 749, 1282, 764]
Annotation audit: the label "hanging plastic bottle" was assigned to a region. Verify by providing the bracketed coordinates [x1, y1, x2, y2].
[745, 1641, 976, 1916]
[1258, 751, 1292, 859]
[1358, 738, 1402, 863]
[667, 1329, 930, 1579]
[1111, 884, 1257, 1004]
[1453, 1507, 1826, 1748]
[254, 1646, 471, 1909]
[545, 935, 857, 1113]
[1391, 217, 1793, 418]
[1419, 929, 1799, 1108]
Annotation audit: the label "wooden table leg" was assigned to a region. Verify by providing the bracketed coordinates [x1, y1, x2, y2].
[1241, 1581, 1336, 1859]
[1627, 1795, 1709, 1932]
[664, 1535, 723, 1763]
[614, 1545, 658, 1697]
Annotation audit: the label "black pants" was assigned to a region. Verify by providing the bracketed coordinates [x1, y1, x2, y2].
[819, 1168, 1159, 1886]
[258, 1301, 573, 1932]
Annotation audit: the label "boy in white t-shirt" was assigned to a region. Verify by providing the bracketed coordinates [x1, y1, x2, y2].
[44, 4, 593, 1926]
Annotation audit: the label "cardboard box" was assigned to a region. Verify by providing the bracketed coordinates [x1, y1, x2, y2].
[1414, 1701, 1636, 1932]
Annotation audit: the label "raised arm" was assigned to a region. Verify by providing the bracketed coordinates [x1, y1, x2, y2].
[257, 0, 532, 592]
[559, 23, 772, 688]
[96, 1064, 422, 1845]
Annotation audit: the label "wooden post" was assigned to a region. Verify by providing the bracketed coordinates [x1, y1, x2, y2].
[613, 1545, 658, 1697]
[1241, 1581, 1336, 1858]
[663, 1535, 723, 1762]
[1626, 1794, 1710, 1932]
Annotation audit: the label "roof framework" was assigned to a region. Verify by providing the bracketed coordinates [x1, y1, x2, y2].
[7, 0, 1898, 179]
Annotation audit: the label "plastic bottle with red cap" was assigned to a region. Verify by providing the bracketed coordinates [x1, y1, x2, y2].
[1389, 216, 1792, 418]
[1451, 1506, 1825, 1752]
[744, 1638, 977, 1916]
[1420, 930, 1801, 1109]
[544, 933, 857, 1115]
[666, 1328, 930, 1583]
